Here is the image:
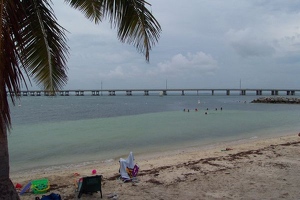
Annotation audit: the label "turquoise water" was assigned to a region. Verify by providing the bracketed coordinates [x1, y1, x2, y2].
[8, 95, 300, 172]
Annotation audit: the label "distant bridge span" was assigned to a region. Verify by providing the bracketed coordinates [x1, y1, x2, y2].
[7, 88, 300, 96]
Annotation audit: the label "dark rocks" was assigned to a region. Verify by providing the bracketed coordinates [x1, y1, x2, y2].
[251, 97, 300, 104]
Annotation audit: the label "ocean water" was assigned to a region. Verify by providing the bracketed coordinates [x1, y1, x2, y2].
[7, 95, 300, 172]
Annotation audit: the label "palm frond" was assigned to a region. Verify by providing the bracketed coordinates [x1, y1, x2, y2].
[20, 0, 69, 92]
[1, 0, 69, 130]
[113, 0, 161, 62]
[64, 0, 104, 23]
[65, 0, 161, 61]
[0, 1, 27, 130]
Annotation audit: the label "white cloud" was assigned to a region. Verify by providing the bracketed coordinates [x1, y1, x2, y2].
[150, 52, 218, 77]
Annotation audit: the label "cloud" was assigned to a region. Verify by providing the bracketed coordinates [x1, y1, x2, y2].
[89, 51, 219, 86]
[226, 28, 276, 58]
[151, 52, 218, 77]
[48, 1, 300, 90]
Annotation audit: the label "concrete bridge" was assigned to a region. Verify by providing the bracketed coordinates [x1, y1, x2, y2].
[7, 88, 300, 96]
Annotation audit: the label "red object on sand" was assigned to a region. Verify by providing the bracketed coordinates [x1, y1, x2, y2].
[15, 183, 22, 189]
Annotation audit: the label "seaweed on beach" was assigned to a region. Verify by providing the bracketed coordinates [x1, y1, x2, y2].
[279, 141, 300, 146]
[105, 140, 300, 182]
[106, 174, 121, 181]
[138, 165, 173, 176]
[50, 184, 68, 190]
[146, 178, 163, 185]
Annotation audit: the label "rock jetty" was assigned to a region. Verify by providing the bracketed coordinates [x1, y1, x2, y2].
[251, 96, 300, 104]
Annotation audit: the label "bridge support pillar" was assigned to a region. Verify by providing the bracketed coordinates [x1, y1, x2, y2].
[92, 91, 100, 96]
[44, 91, 55, 96]
[144, 90, 149, 96]
[291, 90, 295, 95]
[226, 90, 230, 95]
[240, 90, 246, 95]
[212, 90, 214, 95]
[109, 91, 116, 96]
[181, 90, 185, 96]
[126, 90, 132, 96]
[75, 91, 84, 96]
[256, 90, 262, 95]
[271, 90, 278, 95]
[286, 90, 295, 95]
[163, 90, 167, 95]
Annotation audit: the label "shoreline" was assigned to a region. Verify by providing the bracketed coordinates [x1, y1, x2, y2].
[10, 133, 297, 175]
[10, 128, 294, 175]
[12, 133, 300, 199]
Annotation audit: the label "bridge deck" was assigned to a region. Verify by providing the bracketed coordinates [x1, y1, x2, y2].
[7, 89, 300, 96]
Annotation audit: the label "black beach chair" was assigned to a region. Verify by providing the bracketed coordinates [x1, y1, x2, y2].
[77, 175, 102, 199]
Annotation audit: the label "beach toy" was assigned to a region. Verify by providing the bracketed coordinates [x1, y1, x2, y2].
[15, 183, 22, 189]
[92, 169, 97, 175]
[31, 179, 50, 194]
[20, 182, 31, 195]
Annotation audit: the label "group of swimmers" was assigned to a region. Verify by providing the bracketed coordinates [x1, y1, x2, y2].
[183, 107, 223, 114]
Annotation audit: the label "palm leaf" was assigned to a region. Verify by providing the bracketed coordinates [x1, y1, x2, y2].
[64, 0, 104, 23]
[0, 1, 28, 129]
[65, 0, 161, 61]
[1, 0, 69, 129]
[20, 0, 69, 93]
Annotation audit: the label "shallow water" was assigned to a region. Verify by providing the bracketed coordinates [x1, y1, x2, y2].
[8, 95, 300, 172]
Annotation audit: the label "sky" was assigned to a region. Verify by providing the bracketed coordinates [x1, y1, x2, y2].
[34, 0, 300, 90]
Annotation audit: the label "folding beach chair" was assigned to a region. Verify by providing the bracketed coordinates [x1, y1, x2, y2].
[77, 175, 102, 199]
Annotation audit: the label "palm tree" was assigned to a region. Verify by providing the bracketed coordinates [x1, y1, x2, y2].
[0, 0, 161, 199]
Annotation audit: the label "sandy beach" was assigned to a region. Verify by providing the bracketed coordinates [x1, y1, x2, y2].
[11, 134, 300, 200]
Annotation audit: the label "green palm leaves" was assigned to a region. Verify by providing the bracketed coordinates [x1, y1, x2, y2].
[21, 0, 69, 92]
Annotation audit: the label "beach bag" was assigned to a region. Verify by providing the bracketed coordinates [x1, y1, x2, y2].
[40, 193, 61, 200]
[132, 164, 139, 177]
